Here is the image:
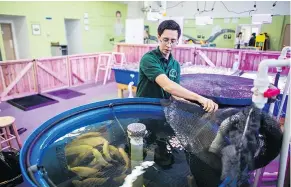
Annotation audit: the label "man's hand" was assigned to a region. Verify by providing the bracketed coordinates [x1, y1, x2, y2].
[155, 74, 218, 112]
[197, 96, 218, 113]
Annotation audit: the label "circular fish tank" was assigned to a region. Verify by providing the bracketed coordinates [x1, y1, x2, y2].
[20, 74, 281, 187]
[20, 98, 196, 187]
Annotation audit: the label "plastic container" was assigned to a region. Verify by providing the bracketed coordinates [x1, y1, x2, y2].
[112, 68, 139, 87]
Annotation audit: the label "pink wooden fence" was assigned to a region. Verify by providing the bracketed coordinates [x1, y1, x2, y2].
[36, 56, 69, 93]
[116, 44, 153, 63]
[115, 43, 290, 74]
[69, 54, 99, 87]
[172, 46, 195, 65]
[193, 48, 239, 68]
[240, 51, 290, 74]
[0, 44, 289, 101]
[0, 59, 37, 101]
[68, 52, 113, 87]
[0, 52, 113, 101]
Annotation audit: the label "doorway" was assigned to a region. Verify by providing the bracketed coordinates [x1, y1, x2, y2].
[1, 23, 16, 60]
[282, 24, 290, 49]
[0, 15, 30, 60]
[64, 19, 82, 55]
[236, 24, 261, 45]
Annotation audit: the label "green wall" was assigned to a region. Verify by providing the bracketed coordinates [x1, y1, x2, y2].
[0, 28, 5, 60]
[0, 1, 127, 60]
[144, 15, 289, 51]
[279, 15, 291, 49]
[261, 16, 284, 51]
[183, 17, 250, 48]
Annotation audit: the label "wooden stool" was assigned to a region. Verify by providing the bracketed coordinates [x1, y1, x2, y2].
[0, 116, 22, 151]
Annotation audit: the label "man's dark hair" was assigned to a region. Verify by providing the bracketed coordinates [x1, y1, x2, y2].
[116, 11, 121, 17]
[158, 20, 181, 39]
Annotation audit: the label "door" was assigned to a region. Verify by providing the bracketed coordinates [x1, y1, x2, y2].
[64, 19, 82, 55]
[1, 23, 16, 60]
[282, 24, 290, 49]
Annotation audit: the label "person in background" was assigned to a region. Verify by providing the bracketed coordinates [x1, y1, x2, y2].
[248, 33, 256, 47]
[264, 32, 270, 51]
[144, 29, 150, 44]
[137, 20, 218, 113]
[235, 32, 243, 49]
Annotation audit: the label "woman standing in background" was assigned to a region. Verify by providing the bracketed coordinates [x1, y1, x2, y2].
[235, 32, 243, 49]
[248, 33, 256, 47]
[264, 33, 270, 50]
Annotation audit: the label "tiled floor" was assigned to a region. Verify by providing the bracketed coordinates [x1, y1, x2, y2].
[0, 82, 283, 187]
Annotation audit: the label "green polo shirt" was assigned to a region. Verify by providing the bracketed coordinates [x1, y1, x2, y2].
[136, 47, 180, 99]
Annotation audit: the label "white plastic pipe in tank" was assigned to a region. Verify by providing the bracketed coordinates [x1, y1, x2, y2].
[276, 73, 290, 121]
[127, 123, 147, 187]
[277, 86, 290, 187]
[252, 58, 290, 109]
[128, 81, 134, 98]
[128, 73, 135, 98]
[279, 46, 291, 59]
[251, 54, 290, 187]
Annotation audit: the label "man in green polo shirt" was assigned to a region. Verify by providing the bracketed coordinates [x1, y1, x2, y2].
[137, 20, 218, 112]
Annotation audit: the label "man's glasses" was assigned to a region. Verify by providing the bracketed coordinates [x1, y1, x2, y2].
[160, 38, 179, 46]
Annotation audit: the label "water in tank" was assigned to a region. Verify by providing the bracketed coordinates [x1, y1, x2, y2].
[21, 98, 199, 187]
[41, 117, 190, 187]
[20, 75, 283, 187]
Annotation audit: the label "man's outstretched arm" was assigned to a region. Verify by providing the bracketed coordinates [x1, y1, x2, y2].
[155, 74, 218, 112]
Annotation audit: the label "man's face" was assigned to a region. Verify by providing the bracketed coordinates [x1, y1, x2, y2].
[158, 29, 179, 57]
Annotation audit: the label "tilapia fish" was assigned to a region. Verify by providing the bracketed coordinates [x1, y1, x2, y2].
[70, 151, 93, 167]
[103, 141, 114, 162]
[68, 137, 107, 147]
[118, 148, 130, 169]
[69, 166, 98, 178]
[72, 177, 109, 187]
[65, 145, 93, 156]
[90, 148, 111, 167]
[109, 145, 123, 161]
[75, 132, 101, 141]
